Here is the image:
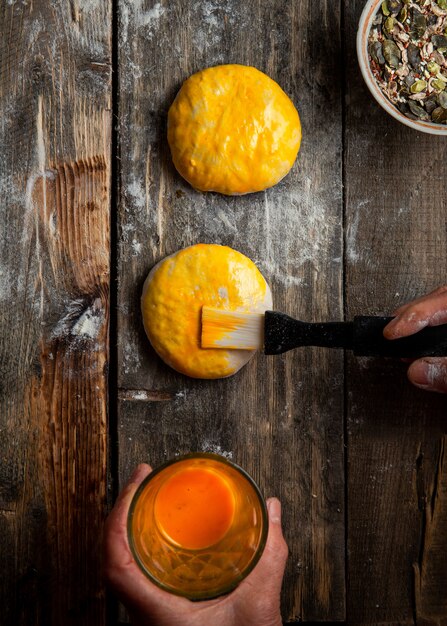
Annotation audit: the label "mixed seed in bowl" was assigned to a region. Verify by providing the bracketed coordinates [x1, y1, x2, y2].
[368, 0, 447, 124]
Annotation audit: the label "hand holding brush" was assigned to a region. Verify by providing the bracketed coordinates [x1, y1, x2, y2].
[201, 287, 447, 392]
[382, 286, 447, 393]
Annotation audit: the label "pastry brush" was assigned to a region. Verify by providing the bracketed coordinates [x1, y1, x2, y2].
[201, 307, 447, 357]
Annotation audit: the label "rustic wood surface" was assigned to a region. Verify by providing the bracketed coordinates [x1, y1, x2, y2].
[344, 2, 447, 624]
[0, 0, 446, 624]
[0, 0, 111, 625]
[116, 0, 345, 622]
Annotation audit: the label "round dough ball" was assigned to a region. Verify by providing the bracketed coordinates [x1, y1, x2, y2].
[167, 64, 301, 195]
[141, 244, 272, 379]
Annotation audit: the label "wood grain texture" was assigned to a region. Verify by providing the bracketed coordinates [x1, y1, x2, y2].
[344, 1, 447, 623]
[414, 436, 447, 624]
[116, 0, 345, 621]
[0, 1, 111, 625]
[5, 0, 446, 622]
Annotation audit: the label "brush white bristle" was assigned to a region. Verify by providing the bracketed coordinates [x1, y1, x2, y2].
[201, 307, 264, 350]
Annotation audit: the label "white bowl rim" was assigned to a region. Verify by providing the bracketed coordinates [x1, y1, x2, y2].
[357, 0, 447, 136]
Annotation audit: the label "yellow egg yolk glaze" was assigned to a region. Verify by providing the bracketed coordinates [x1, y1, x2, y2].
[167, 64, 302, 195]
[141, 244, 271, 379]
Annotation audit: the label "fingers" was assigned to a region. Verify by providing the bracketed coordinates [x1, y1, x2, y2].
[408, 358, 447, 393]
[391, 286, 447, 316]
[103, 464, 156, 602]
[265, 497, 289, 591]
[104, 463, 195, 618]
[384, 287, 447, 339]
[239, 498, 288, 597]
[384, 289, 447, 393]
[104, 464, 152, 555]
[112, 464, 152, 525]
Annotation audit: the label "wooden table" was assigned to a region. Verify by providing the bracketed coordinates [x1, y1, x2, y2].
[1, 1, 446, 624]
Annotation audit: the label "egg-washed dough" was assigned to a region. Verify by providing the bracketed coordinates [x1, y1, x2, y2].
[167, 64, 302, 195]
[141, 244, 272, 379]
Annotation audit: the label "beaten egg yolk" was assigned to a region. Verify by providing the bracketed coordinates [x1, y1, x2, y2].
[168, 64, 301, 195]
[154, 467, 235, 550]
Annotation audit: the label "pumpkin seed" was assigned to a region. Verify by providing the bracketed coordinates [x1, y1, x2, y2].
[410, 9, 427, 38]
[437, 0, 447, 9]
[398, 6, 408, 21]
[369, 41, 386, 65]
[438, 90, 447, 107]
[432, 78, 447, 89]
[382, 1, 390, 16]
[432, 34, 447, 47]
[384, 16, 396, 34]
[408, 100, 430, 118]
[432, 50, 445, 64]
[383, 39, 401, 67]
[388, 0, 403, 13]
[425, 99, 437, 113]
[410, 79, 428, 92]
[428, 13, 439, 26]
[407, 43, 422, 68]
[427, 61, 441, 73]
[432, 106, 447, 121]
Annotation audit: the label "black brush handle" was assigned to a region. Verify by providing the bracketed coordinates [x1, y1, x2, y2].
[264, 312, 447, 357]
[264, 312, 354, 354]
[353, 316, 447, 357]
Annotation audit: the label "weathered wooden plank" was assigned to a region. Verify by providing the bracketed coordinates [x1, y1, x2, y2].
[344, 2, 447, 623]
[414, 435, 447, 624]
[0, 1, 111, 624]
[117, 0, 344, 621]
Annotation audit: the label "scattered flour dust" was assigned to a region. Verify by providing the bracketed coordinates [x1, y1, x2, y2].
[346, 199, 371, 264]
[125, 173, 146, 211]
[174, 175, 341, 289]
[131, 239, 142, 256]
[121, 0, 167, 46]
[191, 0, 247, 57]
[138, 1, 166, 28]
[52, 297, 104, 344]
[78, 0, 104, 13]
[347, 201, 411, 264]
[201, 441, 233, 459]
[71, 306, 103, 339]
[123, 340, 142, 374]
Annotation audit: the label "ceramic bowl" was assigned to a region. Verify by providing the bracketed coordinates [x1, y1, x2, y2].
[357, 0, 447, 135]
[127, 453, 268, 600]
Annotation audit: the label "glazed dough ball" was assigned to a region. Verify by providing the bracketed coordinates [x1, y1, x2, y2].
[167, 64, 301, 195]
[141, 244, 272, 379]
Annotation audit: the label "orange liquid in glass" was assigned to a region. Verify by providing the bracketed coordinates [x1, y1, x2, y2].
[154, 467, 235, 550]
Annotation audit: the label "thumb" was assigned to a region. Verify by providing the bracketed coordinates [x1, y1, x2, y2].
[239, 497, 288, 595]
[408, 358, 447, 393]
[103, 464, 153, 596]
[104, 463, 195, 618]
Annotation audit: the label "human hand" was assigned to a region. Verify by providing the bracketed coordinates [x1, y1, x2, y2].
[104, 464, 288, 626]
[383, 286, 447, 393]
